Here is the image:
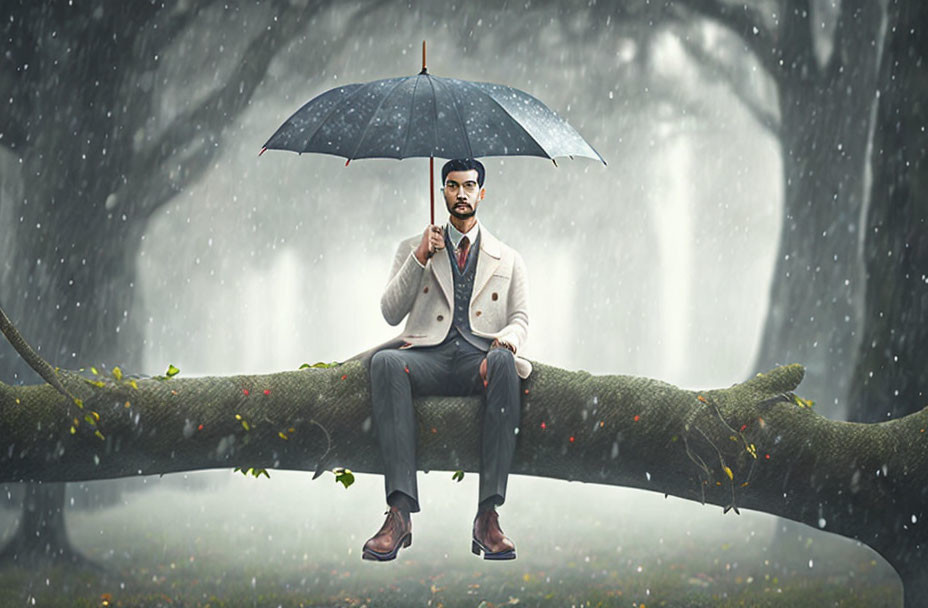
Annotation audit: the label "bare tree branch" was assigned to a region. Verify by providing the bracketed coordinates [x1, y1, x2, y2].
[678, 35, 781, 137]
[825, 0, 884, 86]
[145, 0, 226, 61]
[0, 6, 37, 153]
[127, 1, 323, 218]
[130, 0, 379, 218]
[0, 61, 28, 151]
[776, 0, 819, 84]
[674, 0, 784, 83]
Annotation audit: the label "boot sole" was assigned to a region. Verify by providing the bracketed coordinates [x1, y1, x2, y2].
[471, 537, 516, 560]
[361, 533, 412, 561]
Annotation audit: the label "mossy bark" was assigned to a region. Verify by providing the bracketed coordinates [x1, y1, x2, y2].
[0, 362, 925, 604]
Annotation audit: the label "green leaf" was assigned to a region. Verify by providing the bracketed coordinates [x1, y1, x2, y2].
[299, 363, 311, 369]
[232, 467, 269, 479]
[309, 361, 339, 369]
[333, 467, 354, 489]
[452, 470, 465, 482]
[165, 364, 180, 378]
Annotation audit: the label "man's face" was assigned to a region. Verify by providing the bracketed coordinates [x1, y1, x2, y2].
[443, 169, 485, 220]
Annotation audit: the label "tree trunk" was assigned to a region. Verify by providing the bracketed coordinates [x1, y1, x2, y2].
[0, 360, 925, 603]
[753, 0, 882, 420]
[0, 483, 96, 569]
[1, 0, 314, 569]
[849, 0, 928, 429]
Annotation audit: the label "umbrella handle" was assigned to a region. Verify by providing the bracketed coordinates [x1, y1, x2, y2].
[430, 156, 435, 225]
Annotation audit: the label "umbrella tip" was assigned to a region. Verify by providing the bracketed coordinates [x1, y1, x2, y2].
[258, 146, 267, 157]
[551, 158, 558, 168]
[345, 159, 351, 167]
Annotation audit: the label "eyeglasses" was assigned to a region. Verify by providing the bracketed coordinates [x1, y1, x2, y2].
[444, 180, 479, 194]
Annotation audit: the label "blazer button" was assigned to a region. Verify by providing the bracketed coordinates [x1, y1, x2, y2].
[475, 311, 482, 317]
[492, 292, 499, 301]
[437, 315, 443, 321]
[423, 286, 429, 293]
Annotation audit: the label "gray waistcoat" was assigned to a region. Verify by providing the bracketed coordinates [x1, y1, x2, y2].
[443, 231, 491, 351]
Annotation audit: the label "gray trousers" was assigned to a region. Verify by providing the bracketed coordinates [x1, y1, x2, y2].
[369, 338, 521, 512]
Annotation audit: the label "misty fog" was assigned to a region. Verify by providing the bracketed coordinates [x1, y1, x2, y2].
[0, 1, 905, 606]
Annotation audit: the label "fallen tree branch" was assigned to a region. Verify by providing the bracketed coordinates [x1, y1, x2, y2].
[0, 357, 925, 603]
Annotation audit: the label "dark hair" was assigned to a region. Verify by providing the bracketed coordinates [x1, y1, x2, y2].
[441, 158, 485, 187]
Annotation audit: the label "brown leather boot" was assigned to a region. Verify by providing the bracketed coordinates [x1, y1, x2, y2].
[472, 509, 516, 560]
[362, 506, 412, 561]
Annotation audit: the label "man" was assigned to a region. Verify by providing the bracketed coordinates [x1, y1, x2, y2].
[363, 158, 531, 562]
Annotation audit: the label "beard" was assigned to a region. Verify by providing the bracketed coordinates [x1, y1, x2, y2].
[448, 201, 476, 220]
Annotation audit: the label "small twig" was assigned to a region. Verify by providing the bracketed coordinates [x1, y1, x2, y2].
[681, 432, 712, 505]
[310, 419, 333, 480]
[0, 304, 75, 404]
[757, 393, 792, 408]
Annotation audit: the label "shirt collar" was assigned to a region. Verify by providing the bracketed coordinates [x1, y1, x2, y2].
[446, 221, 479, 250]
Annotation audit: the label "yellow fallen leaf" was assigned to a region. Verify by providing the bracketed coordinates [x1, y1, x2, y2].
[723, 466, 733, 480]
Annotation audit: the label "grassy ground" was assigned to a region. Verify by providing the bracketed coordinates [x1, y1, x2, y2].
[0, 471, 902, 607]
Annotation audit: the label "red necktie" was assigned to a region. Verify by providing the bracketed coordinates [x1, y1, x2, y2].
[456, 236, 470, 271]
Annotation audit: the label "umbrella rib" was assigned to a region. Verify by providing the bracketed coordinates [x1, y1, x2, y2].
[462, 80, 552, 159]
[445, 79, 475, 159]
[349, 77, 410, 160]
[298, 83, 368, 154]
[425, 74, 440, 158]
[399, 75, 422, 158]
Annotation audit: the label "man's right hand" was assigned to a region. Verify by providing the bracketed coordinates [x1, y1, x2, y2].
[414, 225, 444, 265]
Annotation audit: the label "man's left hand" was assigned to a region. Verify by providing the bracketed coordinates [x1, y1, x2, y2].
[490, 339, 515, 353]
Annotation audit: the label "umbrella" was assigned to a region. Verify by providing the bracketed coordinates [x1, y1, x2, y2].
[261, 42, 605, 223]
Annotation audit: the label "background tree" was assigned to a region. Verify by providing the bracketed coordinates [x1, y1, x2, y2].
[849, 0, 928, 422]
[0, 0, 326, 567]
[675, 0, 883, 419]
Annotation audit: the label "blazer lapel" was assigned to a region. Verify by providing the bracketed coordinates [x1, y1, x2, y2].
[473, 228, 501, 298]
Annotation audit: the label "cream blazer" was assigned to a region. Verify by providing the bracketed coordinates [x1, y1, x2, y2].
[381, 226, 531, 379]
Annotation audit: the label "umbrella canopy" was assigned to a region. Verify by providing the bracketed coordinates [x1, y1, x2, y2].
[261, 43, 604, 222]
[262, 74, 605, 164]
